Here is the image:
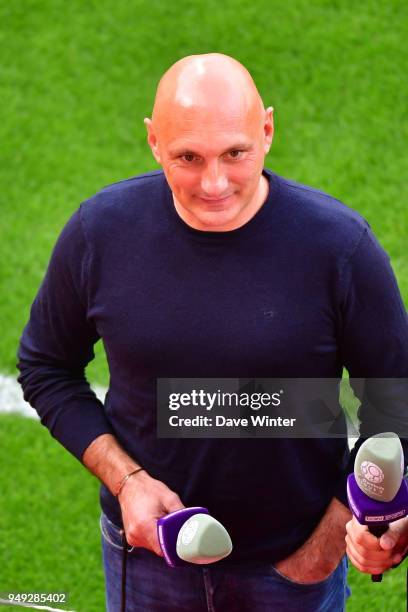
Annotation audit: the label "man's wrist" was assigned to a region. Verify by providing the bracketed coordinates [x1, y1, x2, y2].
[82, 433, 147, 496]
[295, 499, 350, 561]
[314, 498, 351, 560]
[115, 467, 145, 497]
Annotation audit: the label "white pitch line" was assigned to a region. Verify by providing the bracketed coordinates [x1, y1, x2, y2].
[0, 599, 76, 611]
[0, 373, 106, 418]
[0, 372, 358, 449]
[0, 373, 38, 419]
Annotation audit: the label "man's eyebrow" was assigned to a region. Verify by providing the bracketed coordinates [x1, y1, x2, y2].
[224, 142, 253, 151]
[168, 147, 199, 157]
[169, 143, 253, 157]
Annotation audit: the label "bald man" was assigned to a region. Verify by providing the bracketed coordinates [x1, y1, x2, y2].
[18, 54, 408, 611]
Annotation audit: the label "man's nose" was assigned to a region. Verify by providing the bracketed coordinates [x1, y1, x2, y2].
[201, 161, 228, 198]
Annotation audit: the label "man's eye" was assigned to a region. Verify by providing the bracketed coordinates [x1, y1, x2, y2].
[181, 154, 196, 162]
[228, 150, 244, 159]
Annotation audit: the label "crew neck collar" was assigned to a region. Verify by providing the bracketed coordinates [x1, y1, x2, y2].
[164, 169, 280, 241]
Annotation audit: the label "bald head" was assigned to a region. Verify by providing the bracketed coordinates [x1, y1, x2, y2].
[144, 53, 274, 232]
[151, 53, 265, 132]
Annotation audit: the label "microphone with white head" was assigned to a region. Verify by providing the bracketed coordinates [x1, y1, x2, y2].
[347, 432, 408, 581]
[157, 506, 233, 568]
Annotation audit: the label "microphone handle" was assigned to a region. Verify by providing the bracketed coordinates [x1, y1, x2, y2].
[368, 524, 389, 582]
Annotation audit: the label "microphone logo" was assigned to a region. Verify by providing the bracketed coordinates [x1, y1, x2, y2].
[360, 461, 384, 484]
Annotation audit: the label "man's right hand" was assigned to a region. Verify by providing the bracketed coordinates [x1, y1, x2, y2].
[118, 470, 185, 557]
[82, 434, 186, 558]
[345, 516, 408, 574]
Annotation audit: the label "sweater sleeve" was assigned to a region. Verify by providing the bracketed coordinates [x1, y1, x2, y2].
[333, 225, 408, 505]
[16, 207, 114, 461]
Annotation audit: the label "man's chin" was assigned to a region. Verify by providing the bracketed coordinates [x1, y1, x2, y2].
[190, 208, 243, 231]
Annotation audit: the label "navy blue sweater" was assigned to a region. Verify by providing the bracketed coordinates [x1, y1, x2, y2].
[17, 169, 408, 565]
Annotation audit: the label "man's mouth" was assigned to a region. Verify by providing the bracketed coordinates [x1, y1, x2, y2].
[198, 194, 234, 203]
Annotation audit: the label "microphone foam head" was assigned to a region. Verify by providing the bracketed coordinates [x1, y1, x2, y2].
[176, 513, 233, 564]
[354, 432, 404, 502]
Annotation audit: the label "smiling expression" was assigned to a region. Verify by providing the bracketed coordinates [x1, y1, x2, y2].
[145, 54, 274, 231]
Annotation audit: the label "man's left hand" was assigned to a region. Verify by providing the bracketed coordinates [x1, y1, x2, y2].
[274, 498, 351, 584]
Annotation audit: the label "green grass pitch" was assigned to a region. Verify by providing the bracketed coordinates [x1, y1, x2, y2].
[0, 1, 407, 610]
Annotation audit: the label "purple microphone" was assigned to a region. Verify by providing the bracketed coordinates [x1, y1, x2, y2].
[347, 432, 408, 582]
[157, 507, 233, 568]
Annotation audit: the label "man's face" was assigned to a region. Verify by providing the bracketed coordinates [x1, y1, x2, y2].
[146, 104, 273, 231]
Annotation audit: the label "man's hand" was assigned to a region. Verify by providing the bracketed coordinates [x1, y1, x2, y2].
[82, 433, 185, 558]
[118, 469, 185, 557]
[345, 516, 408, 574]
[274, 498, 351, 584]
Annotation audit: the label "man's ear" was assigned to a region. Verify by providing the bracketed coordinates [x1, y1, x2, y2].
[263, 106, 274, 154]
[144, 118, 162, 164]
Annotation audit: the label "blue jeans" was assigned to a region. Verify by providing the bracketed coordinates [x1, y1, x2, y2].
[100, 512, 351, 611]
